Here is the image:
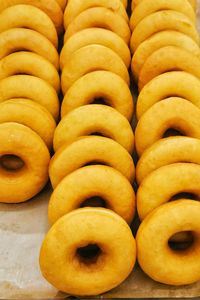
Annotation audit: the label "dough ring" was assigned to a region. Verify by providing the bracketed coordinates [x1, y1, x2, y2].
[131, 0, 197, 12]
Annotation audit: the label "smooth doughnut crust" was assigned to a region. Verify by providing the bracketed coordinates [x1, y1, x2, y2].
[131, 0, 197, 12]
[0, 99, 56, 149]
[54, 105, 134, 153]
[0, 75, 59, 120]
[64, 7, 131, 44]
[135, 97, 200, 156]
[49, 136, 135, 188]
[49, 165, 135, 224]
[130, 10, 199, 52]
[136, 136, 200, 184]
[0, 51, 60, 92]
[64, 0, 128, 27]
[61, 45, 129, 94]
[137, 163, 200, 220]
[60, 28, 131, 69]
[0, 28, 59, 69]
[0, 0, 63, 34]
[0, 5, 58, 48]
[137, 200, 200, 285]
[0, 122, 50, 203]
[137, 71, 200, 119]
[131, 31, 200, 80]
[61, 71, 133, 121]
[40, 207, 136, 296]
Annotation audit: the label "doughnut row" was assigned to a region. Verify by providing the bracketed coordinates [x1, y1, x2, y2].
[0, 1, 62, 203]
[40, 0, 136, 296]
[130, 0, 200, 286]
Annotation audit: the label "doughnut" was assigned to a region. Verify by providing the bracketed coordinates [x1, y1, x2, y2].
[130, 0, 196, 30]
[40, 207, 136, 296]
[56, 0, 67, 10]
[131, 0, 197, 12]
[0, 75, 59, 120]
[64, 0, 128, 27]
[0, 52, 60, 93]
[0, 122, 50, 203]
[54, 104, 134, 153]
[61, 45, 129, 94]
[135, 97, 200, 156]
[0, 0, 63, 34]
[137, 199, 200, 285]
[61, 71, 133, 121]
[130, 10, 199, 52]
[60, 28, 131, 69]
[121, 0, 127, 7]
[49, 136, 135, 188]
[139, 46, 200, 91]
[136, 71, 200, 119]
[137, 163, 200, 220]
[0, 99, 56, 149]
[64, 7, 131, 44]
[136, 136, 200, 184]
[0, 28, 59, 69]
[131, 31, 200, 80]
[0, 5, 58, 48]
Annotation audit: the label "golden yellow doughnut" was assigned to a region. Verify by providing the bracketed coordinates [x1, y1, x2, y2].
[0, 75, 59, 120]
[54, 104, 134, 153]
[131, 31, 200, 80]
[130, 10, 199, 52]
[139, 46, 200, 91]
[0, 28, 59, 69]
[0, 99, 56, 149]
[131, 0, 197, 12]
[0, 122, 50, 203]
[136, 136, 200, 184]
[61, 71, 133, 121]
[137, 163, 200, 220]
[137, 71, 200, 119]
[64, 7, 131, 44]
[135, 97, 200, 156]
[137, 199, 200, 285]
[61, 45, 129, 94]
[0, 5, 58, 48]
[0, 0, 63, 34]
[130, 0, 196, 30]
[40, 207, 136, 296]
[60, 28, 131, 69]
[56, 0, 67, 10]
[0, 51, 60, 93]
[49, 136, 135, 188]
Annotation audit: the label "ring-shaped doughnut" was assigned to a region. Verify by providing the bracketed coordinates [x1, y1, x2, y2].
[137, 71, 200, 119]
[60, 28, 131, 69]
[131, 0, 197, 12]
[130, 10, 199, 52]
[0, 51, 60, 92]
[136, 136, 200, 184]
[0, 28, 59, 69]
[0, 1, 63, 34]
[40, 207, 136, 296]
[139, 46, 200, 91]
[136, 199, 200, 285]
[131, 31, 200, 80]
[135, 97, 200, 156]
[0, 122, 50, 203]
[137, 163, 200, 220]
[61, 71, 133, 121]
[64, 7, 131, 44]
[49, 165, 135, 224]
[0, 99, 56, 149]
[0, 75, 59, 120]
[54, 104, 134, 153]
[61, 45, 129, 94]
[49, 136, 135, 188]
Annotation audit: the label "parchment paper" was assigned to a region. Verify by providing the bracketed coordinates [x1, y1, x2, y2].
[1, 1, 200, 299]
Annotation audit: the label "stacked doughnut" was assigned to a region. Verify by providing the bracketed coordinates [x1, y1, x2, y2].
[0, 0, 64, 203]
[40, 0, 136, 296]
[131, 0, 200, 286]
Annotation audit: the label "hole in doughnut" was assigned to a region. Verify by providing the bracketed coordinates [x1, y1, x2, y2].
[171, 192, 198, 201]
[84, 160, 106, 167]
[90, 132, 104, 137]
[168, 231, 194, 251]
[92, 97, 108, 105]
[0, 155, 25, 171]
[80, 196, 107, 208]
[76, 244, 102, 265]
[163, 128, 184, 138]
